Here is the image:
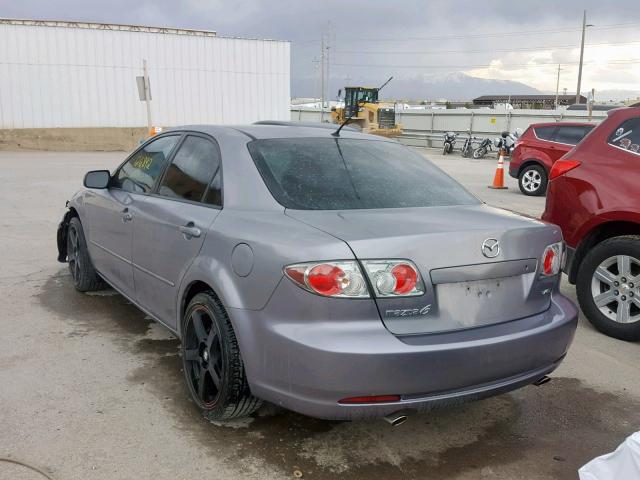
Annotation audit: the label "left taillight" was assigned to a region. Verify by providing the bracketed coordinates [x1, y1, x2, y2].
[284, 261, 369, 298]
[540, 242, 563, 276]
[284, 259, 425, 298]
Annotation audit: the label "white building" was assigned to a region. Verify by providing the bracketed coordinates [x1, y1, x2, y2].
[0, 18, 290, 129]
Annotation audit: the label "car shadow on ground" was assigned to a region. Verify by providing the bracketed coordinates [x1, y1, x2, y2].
[38, 271, 640, 480]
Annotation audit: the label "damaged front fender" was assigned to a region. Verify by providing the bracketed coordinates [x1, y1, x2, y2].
[57, 205, 76, 263]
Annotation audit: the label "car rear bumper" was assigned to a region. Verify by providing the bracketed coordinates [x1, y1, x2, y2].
[228, 280, 578, 420]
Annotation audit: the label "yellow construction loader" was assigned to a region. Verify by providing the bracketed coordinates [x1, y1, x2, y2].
[330, 77, 403, 137]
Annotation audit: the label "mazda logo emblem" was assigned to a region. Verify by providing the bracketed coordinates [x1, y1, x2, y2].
[482, 238, 500, 258]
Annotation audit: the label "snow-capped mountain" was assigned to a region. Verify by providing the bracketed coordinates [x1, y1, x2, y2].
[292, 71, 541, 101]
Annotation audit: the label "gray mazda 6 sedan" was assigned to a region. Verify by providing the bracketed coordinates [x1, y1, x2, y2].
[57, 123, 578, 422]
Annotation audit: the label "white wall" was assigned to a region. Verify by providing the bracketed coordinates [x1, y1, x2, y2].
[0, 23, 290, 128]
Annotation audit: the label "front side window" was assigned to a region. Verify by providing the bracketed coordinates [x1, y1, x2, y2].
[112, 135, 179, 193]
[248, 138, 479, 210]
[608, 117, 640, 155]
[555, 125, 594, 145]
[158, 135, 222, 203]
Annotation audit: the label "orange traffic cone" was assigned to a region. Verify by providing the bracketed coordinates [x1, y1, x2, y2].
[149, 126, 163, 137]
[488, 148, 508, 189]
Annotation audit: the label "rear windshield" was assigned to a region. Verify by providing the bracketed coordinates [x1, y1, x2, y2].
[248, 138, 479, 210]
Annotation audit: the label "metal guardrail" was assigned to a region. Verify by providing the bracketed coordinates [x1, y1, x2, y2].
[290, 107, 608, 149]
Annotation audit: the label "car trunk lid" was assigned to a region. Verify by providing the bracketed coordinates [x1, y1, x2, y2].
[286, 204, 561, 335]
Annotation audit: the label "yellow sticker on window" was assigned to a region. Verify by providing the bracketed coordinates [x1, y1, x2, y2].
[132, 155, 154, 171]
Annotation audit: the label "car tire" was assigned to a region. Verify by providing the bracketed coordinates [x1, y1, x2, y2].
[181, 292, 262, 420]
[518, 164, 547, 196]
[576, 236, 640, 341]
[67, 217, 105, 292]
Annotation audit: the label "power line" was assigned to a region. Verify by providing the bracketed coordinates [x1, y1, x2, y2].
[329, 59, 640, 69]
[332, 40, 640, 56]
[333, 21, 640, 43]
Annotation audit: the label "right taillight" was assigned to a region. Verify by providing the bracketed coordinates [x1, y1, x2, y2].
[541, 242, 563, 276]
[550, 159, 581, 180]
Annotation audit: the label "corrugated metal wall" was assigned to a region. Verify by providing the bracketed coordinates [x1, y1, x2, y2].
[0, 23, 290, 128]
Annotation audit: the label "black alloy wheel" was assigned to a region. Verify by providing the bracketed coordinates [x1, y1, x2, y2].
[181, 292, 262, 420]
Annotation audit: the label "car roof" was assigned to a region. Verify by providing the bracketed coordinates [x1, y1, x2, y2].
[166, 123, 390, 141]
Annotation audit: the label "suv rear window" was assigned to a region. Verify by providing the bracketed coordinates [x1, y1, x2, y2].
[555, 125, 594, 145]
[608, 117, 640, 155]
[534, 126, 557, 141]
[248, 138, 479, 210]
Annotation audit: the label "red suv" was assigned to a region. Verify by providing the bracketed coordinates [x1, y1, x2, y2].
[543, 107, 640, 341]
[510, 122, 595, 196]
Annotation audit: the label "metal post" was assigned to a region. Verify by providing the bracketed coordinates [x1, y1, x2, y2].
[555, 64, 561, 109]
[576, 10, 587, 105]
[143, 59, 152, 133]
[320, 35, 325, 122]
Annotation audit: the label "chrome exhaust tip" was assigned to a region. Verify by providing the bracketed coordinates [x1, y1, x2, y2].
[383, 411, 409, 427]
[533, 375, 551, 386]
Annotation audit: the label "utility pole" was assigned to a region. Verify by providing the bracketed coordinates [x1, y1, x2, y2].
[326, 22, 333, 107]
[576, 10, 589, 105]
[142, 59, 152, 133]
[326, 43, 331, 106]
[320, 35, 325, 122]
[555, 64, 561, 109]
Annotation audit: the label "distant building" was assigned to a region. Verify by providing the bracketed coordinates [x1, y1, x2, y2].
[473, 95, 587, 109]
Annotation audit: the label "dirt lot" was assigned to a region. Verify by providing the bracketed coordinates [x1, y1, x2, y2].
[1, 149, 639, 480]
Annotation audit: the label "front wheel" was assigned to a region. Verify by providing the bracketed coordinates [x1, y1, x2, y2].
[181, 292, 262, 420]
[67, 217, 105, 292]
[576, 236, 640, 341]
[442, 143, 451, 155]
[518, 164, 547, 196]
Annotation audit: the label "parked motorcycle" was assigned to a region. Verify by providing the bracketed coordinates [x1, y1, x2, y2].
[443, 132, 457, 155]
[461, 134, 479, 158]
[493, 130, 520, 156]
[472, 138, 493, 159]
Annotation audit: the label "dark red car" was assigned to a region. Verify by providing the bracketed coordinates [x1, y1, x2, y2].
[510, 122, 595, 196]
[543, 107, 640, 341]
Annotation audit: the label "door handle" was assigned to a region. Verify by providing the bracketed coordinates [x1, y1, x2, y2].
[121, 208, 133, 223]
[179, 222, 201, 239]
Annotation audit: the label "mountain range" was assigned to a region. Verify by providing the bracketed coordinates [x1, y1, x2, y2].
[292, 72, 541, 101]
[292, 72, 640, 102]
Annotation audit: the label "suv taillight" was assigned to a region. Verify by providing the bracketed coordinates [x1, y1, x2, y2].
[550, 160, 581, 180]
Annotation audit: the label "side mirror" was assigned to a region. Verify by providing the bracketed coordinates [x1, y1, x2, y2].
[83, 170, 111, 189]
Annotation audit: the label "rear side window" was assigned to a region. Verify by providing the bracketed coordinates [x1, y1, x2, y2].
[112, 135, 179, 193]
[608, 117, 640, 155]
[158, 135, 222, 204]
[534, 126, 557, 141]
[248, 138, 479, 210]
[555, 125, 594, 145]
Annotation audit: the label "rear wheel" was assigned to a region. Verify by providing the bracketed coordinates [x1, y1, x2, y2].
[576, 236, 640, 341]
[518, 164, 547, 196]
[473, 147, 486, 159]
[67, 217, 105, 292]
[181, 292, 262, 420]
